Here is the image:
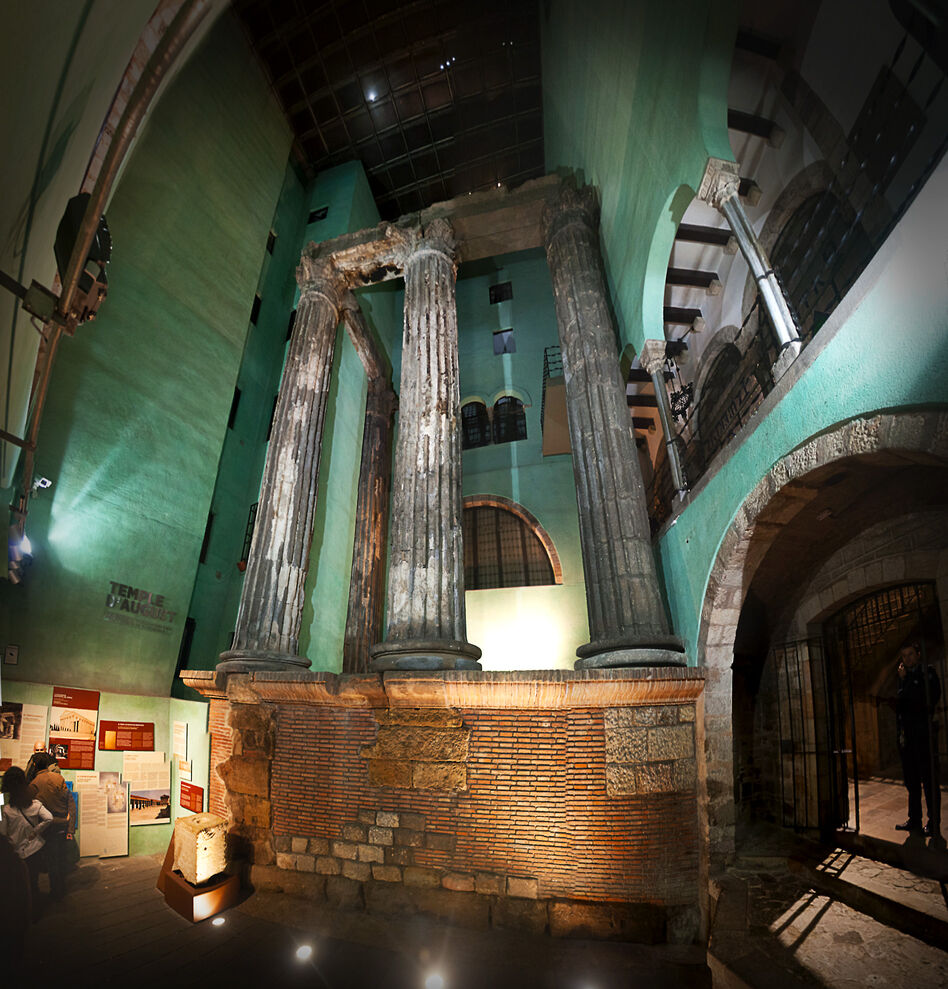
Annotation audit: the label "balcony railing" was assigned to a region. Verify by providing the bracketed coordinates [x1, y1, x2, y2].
[645, 30, 947, 531]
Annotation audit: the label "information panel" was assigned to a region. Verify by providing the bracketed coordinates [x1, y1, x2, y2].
[49, 687, 99, 769]
[98, 721, 155, 751]
[180, 781, 204, 814]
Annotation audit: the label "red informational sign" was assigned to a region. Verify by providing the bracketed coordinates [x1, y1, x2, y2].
[51, 687, 100, 712]
[180, 781, 204, 814]
[98, 721, 155, 751]
[49, 686, 100, 770]
[50, 738, 96, 770]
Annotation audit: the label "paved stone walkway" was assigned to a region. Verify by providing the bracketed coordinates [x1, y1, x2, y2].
[710, 824, 948, 989]
[21, 854, 709, 989]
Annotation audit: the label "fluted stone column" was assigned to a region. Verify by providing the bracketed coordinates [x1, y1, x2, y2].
[343, 379, 396, 673]
[370, 219, 481, 671]
[218, 257, 345, 676]
[543, 185, 684, 669]
[639, 339, 688, 499]
[698, 156, 802, 380]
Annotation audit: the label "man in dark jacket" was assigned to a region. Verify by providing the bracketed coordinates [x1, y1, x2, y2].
[895, 643, 942, 837]
[30, 762, 76, 898]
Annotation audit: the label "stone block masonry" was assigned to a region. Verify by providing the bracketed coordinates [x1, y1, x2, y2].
[266, 702, 700, 938]
[187, 667, 706, 942]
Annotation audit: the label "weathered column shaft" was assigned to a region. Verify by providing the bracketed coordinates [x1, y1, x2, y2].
[370, 219, 480, 670]
[544, 186, 682, 667]
[698, 157, 801, 375]
[342, 380, 396, 673]
[222, 259, 344, 671]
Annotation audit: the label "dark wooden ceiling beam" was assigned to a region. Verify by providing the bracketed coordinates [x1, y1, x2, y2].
[675, 223, 737, 252]
[666, 267, 721, 293]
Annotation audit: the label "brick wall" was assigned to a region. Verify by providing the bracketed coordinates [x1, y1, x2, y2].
[208, 698, 231, 818]
[194, 669, 706, 942]
[268, 703, 698, 926]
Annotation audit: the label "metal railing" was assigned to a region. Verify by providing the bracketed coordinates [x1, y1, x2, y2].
[644, 31, 947, 532]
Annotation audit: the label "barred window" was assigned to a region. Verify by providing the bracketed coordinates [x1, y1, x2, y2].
[462, 401, 491, 449]
[492, 396, 527, 444]
[464, 503, 555, 590]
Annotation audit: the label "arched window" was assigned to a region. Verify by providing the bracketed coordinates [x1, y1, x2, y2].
[461, 401, 491, 449]
[492, 396, 527, 444]
[463, 498, 560, 590]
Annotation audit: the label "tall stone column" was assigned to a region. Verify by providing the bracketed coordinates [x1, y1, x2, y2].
[218, 257, 346, 676]
[370, 219, 481, 671]
[698, 157, 802, 380]
[639, 339, 688, 499]
[343, 379, 396, 673]
[543, 185, 684, 669]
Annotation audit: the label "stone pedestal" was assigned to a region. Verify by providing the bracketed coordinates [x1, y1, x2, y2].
[218, 258, 346, 677]
[543, 186, 684, 669]
[370, 219, 480, 671]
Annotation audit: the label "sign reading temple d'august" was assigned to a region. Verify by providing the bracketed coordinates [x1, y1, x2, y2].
[104, 580, 177, 634]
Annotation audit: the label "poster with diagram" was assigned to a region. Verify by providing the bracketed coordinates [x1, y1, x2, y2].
[76, 772, 128, 858]
[49, 687, 99, 769]
[125, 751, 171, 826]
[0, 702, 48, 771]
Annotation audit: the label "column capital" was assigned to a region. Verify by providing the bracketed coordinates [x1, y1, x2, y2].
[542, 183, 600, 246]
[639, 339, 668, 377]
[697, 156, 741, 211]
[399, 217, 457, 274]
[296, 256, 346, 310]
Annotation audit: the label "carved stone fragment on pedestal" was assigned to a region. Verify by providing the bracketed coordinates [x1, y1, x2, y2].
[173, 812, 227, 885]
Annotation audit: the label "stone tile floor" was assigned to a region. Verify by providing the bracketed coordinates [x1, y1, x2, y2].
[848, 777, 947, 843]
[13, 822, 948, 989]
[712, 864, 948, 989]
[19, 854, 709, 989]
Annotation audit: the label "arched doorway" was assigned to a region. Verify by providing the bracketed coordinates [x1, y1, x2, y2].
[697, 410, 948, 868]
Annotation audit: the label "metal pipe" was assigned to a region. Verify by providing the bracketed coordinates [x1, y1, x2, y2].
[57, 0, 210, 318]
[12, 0, 210, 550]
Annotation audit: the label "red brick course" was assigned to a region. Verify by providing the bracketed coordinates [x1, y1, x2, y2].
[208, 698, 232, 819]
[268, 705, 698, 907]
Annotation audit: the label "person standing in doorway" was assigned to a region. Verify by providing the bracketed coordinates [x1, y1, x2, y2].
[895, 642, 942, 837]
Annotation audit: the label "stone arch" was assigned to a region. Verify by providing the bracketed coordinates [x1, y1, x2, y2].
[641, 183, 696, 345]
[487, 385, 533, 408]
[696, 409, 948, 867]
[463, 494, 564, 584]
[782, 510, 948, 638]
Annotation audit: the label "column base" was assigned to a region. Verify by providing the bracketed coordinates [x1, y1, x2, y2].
[772, 339, 802, 381]
[369, 638, 482, 672]
[216, 649, 313, 677]
[575, 636, 686, 670]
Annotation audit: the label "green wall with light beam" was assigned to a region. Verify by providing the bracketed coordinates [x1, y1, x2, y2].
[0, 15, 292, 696]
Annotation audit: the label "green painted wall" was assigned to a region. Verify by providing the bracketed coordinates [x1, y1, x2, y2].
[542, 0, 737, 350]
[0, 15, 292, 696]
[299, 163, 399, 671]
[657, 161, 948, 661]
[0, 678, 209, 856]
[179, 160, 308, 692]
[455, 250, 588, 669]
